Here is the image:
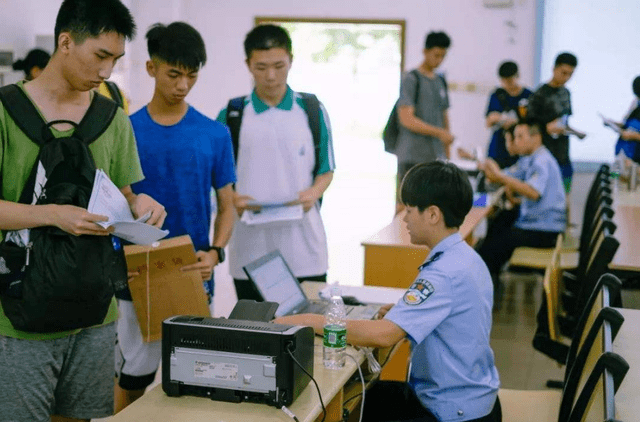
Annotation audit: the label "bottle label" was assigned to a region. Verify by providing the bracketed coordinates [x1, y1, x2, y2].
[323, 324, 346, 348]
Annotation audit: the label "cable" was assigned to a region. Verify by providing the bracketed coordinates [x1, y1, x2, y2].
[281, 405, 300, 422]
[360, 347, 381, 374]
[286, 344, 326, 422]
[345, 353, 366, 422]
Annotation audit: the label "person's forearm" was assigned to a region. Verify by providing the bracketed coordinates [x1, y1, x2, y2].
[400, 113, 445, 138]
[310, 171, 334, 198]
[0, 200, 54, 230]
[486, 112, 502, 128]
[496, 173, 540, 200]
[211, 203, 234, 248]
[275, 314, 404, 348]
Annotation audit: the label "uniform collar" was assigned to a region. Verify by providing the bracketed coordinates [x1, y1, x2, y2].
[250, 86, 294, 114]
[419, 232, 463, 270]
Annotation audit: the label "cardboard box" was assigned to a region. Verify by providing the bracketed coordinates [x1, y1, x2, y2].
[124, 235, 210, 342]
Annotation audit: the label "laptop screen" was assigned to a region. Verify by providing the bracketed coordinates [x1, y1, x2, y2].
[243, 251, 307, 317]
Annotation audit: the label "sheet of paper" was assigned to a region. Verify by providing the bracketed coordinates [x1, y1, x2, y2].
[599, 112, 623, 134]
[88, 169, 169, 244]
[240, 204, 304, 225]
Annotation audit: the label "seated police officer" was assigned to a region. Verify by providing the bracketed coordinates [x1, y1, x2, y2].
[276, 161, 502, 422]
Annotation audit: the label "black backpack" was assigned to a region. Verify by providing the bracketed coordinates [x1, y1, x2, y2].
[225, 92, 323, 178]
[383, 70, 448, 154]
[0, 84, 127, 333]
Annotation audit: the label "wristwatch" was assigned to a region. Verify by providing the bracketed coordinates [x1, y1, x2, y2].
[210, 246, 225, 263]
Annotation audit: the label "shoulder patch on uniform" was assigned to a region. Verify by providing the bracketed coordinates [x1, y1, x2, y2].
[403, 279, 435, 305]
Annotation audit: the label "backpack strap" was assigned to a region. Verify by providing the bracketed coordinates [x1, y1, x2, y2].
[225, 96, 246, 162]
[298, 92, 322, 177]
[75, 93, 118, 144]
[103, 81, 124, 109]
[0, 84, 49, 146]
[0, 84, 118, 146]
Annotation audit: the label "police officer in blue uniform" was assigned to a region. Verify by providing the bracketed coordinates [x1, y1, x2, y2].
[276, 161, 502, 422]
[477, 119, 566, 288]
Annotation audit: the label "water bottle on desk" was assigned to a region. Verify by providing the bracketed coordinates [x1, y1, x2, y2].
[323, 286, 347, 369]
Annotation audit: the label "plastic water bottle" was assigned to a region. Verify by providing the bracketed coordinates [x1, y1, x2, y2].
[323, 287, 347, 369]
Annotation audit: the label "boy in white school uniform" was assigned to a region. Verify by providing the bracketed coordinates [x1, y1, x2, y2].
[217, 24, 335, 301]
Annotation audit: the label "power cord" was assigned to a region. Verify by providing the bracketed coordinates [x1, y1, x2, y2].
[360, 347, 381, 374]
[286, 344, 327, 422]
[281, 404, 300, 422]
[345, 353, 366, 422]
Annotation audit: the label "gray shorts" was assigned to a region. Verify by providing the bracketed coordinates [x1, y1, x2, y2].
[0, 322, 115, 422]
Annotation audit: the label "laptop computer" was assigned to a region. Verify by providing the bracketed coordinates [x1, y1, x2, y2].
[243, 250, 381, 320]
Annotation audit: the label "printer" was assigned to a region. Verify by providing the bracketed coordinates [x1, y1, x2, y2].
[162, 315, 315, 407]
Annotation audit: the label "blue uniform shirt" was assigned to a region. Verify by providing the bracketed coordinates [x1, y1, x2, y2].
[505, 146, 566, 233]
[385, 233, 500, 422]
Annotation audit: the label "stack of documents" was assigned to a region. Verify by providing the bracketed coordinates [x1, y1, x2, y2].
[240, 201, 304, 225]
[88, 169, 169, 244]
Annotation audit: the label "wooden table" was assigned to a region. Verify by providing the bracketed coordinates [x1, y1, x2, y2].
[609, 205, 640, 273]
[362, 190, 503, 289]
[611, 308, 640, 420]
[612, 185, 640, 209]
[110, 337, 363, 422]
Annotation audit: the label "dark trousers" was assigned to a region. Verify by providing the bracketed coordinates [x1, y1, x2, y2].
[361, 381, 502, 422]
[477, 226, 559, 280]
[233, 273, 327, 301]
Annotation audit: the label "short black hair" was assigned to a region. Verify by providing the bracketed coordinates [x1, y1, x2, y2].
[54, 0, 136, 49]
[401, 161, 472, 228]
[498, 61, 518, 78]
[424, 31, 451, 50]
[146, 22, 206, 70]
[554, 52, 578, 68]
[516, 118, 543, 136]
[13, 49, 50, 73]
[244, 24, 292, 59]
[633, 76, 640, 98]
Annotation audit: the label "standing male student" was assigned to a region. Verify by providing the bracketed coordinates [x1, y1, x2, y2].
[528, 52, 583, 192]
[485, 61, 532, 169]
[0, 1, 166, 421]
[395, 31, 453, 210]
[217, 24, 335, 301]
[276, 161, 502, 422]
[114, 22, 236, 412]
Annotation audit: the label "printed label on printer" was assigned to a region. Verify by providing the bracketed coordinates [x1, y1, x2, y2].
[194, 361, 238, 381]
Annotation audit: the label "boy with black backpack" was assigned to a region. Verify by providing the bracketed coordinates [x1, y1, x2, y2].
[393, 31, 453, 213]
[217, 24, 335, 301]
[0, 1, 166, 421]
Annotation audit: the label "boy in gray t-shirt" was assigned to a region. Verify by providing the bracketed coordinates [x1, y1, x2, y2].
[395, 31, 453, 212]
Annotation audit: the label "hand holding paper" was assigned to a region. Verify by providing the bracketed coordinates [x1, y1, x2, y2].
[87, 170, 169, 244]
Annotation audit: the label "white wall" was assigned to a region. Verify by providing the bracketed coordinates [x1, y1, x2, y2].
[154, 0, 538, 152]
[0, 0, 538, 153]
[541, 0, 640, 163]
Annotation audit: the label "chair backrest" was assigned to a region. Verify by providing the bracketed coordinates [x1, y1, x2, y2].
[559, 306, 625, 421]
[566, 274, 623, 373]
[578, 216, 617, 278]
[543, 235, 564, 342]
[578, 226, 620, 311]
[584, 181, 612, 224]
[567, 352, 629, 422]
